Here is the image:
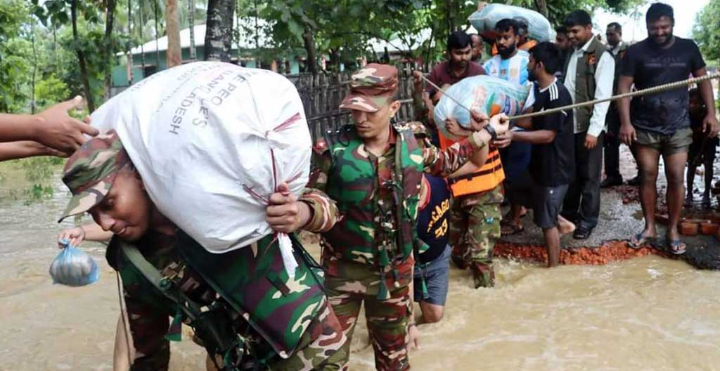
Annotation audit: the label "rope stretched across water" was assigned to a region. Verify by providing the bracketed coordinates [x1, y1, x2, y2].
[418, 72, 720, 120]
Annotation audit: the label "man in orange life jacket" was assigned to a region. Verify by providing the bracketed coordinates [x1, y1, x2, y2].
[442, 112, 505, 288]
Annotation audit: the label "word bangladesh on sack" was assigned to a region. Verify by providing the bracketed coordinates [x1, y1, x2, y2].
[49, 239, 100, 287]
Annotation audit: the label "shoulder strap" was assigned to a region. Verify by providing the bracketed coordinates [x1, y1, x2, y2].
[121, 243, 201, 321]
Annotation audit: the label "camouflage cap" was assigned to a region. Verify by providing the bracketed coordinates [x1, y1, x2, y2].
[58, 130, 130, 222]
[339, 63, 398, 112]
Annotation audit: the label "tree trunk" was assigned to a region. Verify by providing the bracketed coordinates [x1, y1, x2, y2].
[103, 0, 117, 100]
[166, 0, 182, 67]
[204, 0, 236, 62]
[127, 0, 134, 85]
[154, 0, 161, 69]
[533, 0, 549, 18]
[71, 0, 95, 111]
[30, 18, 36, 113]
[302, 25, 317, 75]
[139, 0, 146, 73]
[188, 0, 196, 60]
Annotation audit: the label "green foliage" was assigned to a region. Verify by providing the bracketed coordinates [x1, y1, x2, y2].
[17, 156, 64, 183]
[0, 0, 31, 112]
[35, 74, 70, 110]
[694, 0, 720, 64]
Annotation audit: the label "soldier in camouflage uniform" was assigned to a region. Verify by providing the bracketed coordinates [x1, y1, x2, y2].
[303, 64, 508, 370]
[58, 131, 347, 371]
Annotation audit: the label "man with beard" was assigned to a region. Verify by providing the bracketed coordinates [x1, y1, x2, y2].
[494, 42, 575, 267]
[601, 22, 631, 188]
[560, 9, 615, 241]
[425, 31, 486, 97]
[482, 19, 531, 237]
[619, 3, 718, 254]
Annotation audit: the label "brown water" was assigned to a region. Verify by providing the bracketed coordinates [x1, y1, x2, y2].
[1, 166, 719, 371]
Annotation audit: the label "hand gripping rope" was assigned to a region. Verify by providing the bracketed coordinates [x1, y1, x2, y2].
[417, 72, 720, 121]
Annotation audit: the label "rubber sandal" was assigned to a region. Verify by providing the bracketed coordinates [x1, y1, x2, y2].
[628, 232, 654, 249]
[501, 223, 525, 236]
[667, 239, 687, 255]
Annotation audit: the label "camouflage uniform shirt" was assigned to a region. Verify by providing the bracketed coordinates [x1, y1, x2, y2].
[304, 122, 486, 298]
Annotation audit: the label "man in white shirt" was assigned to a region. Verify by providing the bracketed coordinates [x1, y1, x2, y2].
[560, 10, 615, 240]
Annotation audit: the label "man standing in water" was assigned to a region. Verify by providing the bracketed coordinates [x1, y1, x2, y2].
[495, 42, 575, 267]
[619, 3, 718, 254]
[306, 63, 507, 370]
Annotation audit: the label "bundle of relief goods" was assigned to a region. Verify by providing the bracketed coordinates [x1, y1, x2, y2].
[49, 240, 100, 287]
[91, 62, 311, 272]
[433, 75, 531, 140]
[468, 3, 552, 42]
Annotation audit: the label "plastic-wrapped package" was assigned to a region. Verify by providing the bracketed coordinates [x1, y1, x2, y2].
[468, 3, 552, 42]
[433, 75, 531, 140]
[49, 240, 100, 287]
[90, 62, 311, 264]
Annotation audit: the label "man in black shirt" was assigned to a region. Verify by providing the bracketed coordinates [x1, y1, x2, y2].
[494, 42, 575, 267]
[618, 3, 719, 254]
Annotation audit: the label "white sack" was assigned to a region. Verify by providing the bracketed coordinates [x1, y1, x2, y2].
[92, 62, 311, 257]
[468, 3, 552, 42]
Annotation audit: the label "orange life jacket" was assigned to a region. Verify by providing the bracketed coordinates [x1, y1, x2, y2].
[439, 132, 505, 197]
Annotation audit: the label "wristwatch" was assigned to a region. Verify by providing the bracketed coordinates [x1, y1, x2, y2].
[484, 124, 497, 141]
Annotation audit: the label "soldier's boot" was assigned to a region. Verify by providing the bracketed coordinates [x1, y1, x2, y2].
[470, 262, 495, 288]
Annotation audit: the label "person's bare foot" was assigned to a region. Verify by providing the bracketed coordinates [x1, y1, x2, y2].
[558, 215, 575, 235]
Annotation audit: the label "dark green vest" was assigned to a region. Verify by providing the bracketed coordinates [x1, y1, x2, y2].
[564, 38, 611, 133]
[322, 123, 424, 299]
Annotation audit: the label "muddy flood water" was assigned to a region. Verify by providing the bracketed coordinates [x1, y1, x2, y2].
[1, 163, 720, 371]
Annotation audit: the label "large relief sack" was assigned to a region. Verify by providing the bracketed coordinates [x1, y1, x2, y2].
[92, 62, 311, 256]
[468, 3, 552, 42]
[433, 75, 531, 140]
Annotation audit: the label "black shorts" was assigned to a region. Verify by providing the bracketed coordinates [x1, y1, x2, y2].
[531, 184, 569, 230]
[506, 172, 569, 230]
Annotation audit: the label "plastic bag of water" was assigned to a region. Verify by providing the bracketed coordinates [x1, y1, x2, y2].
[49, 240, 100, 287]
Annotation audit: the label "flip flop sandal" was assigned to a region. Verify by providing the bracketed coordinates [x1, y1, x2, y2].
[667, 240, 687, 255]
[628, 232, 654, 249]
[501, 223, 525, 236]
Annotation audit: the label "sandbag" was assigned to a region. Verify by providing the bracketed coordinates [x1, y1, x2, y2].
[91, 62, 311, 263]
[468, 3, 552, 42]
[433, 75, 531, 140]
[49, 240, 100, 287]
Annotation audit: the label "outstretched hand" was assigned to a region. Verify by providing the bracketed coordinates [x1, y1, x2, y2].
[266, 182, 311, 234]
[33, 96, 99, 153]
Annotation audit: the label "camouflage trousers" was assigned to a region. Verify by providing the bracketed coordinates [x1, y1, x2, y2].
[325, 274, 412, 371]
[449, 188, 502, 288]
